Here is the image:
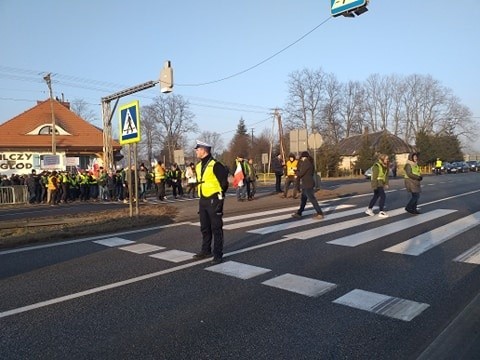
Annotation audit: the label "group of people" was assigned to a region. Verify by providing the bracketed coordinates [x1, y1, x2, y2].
[365, 152, 423, 217]
[190, 142, 326, 266]
[152, 161, 196, 201]
[1, 161, 202, 206]
[232, 155, 258, 201]
[11, 167, 150, 205]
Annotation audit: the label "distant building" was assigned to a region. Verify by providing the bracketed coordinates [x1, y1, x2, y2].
[337, 130, 414, 172]
[0, 99, 121, 176]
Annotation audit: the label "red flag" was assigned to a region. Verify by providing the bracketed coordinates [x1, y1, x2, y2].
[233, 162, 244, 188]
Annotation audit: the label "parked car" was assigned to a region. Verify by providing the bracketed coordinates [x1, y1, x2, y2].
[441, 162, 456, 173]
[364, 166, 393, 180]
[466, 160, 479, 172]
[450, 161, 469, 173]
[432, 161, 450, 174]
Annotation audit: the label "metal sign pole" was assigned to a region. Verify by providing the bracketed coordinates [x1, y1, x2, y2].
[127, 144, 132, 217]
[134, 143, 139, 216]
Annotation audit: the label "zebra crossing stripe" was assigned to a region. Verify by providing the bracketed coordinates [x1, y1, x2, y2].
[224, 204, 353, 230]
[119, 243, 165, 254]
[454, 242, 480, 265]
[249, 206, 370, 235]
[384, 211, 480, 256]
[333, 289, 429, 321]
[328, 209, 456, 247]
[190, 205, 303, 226]
[205, 261, 271, 279]
[93, 237, 135, 247]
[262, 273, 337, 297]
[149, 250, 195, 263]
[284, 207, 407, 241]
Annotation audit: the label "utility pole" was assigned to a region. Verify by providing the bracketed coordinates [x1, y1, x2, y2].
[275, 109, 285, 163]
[43, 73, 56, 155]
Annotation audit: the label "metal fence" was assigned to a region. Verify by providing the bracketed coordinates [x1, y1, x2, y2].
[0, 186, 29, 205]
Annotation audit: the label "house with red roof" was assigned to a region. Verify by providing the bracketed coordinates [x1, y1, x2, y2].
[0, 99, 121, 176]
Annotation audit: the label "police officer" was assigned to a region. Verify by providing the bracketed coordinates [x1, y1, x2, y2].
[192, 140, 229, 265]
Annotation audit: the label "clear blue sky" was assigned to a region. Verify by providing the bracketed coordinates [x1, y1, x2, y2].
[1, 0, 479, 150]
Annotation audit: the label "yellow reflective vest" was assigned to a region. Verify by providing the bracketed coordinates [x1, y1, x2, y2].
[286, 159, 298, 176]
[154, 164, 166, 183]
[196, 159, 222, 198]
[404, 163, 421, 178]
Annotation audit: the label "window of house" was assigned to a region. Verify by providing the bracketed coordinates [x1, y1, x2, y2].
[38, 125, 59, 135]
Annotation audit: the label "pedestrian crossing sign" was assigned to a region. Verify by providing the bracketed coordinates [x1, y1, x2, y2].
[119, 100, 141, 144]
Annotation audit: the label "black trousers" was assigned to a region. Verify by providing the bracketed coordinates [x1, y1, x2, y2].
[198, 197, 224, 259]
[275, 173, 283, 192]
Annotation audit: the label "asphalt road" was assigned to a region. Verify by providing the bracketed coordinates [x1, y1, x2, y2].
[1, 174, 479, 359]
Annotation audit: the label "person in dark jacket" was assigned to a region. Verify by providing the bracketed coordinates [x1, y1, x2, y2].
[291, 151, 324, 220]
[271, 153, 284, 193]
[404, 152, 423, 214]
[26, 169, 38, 204]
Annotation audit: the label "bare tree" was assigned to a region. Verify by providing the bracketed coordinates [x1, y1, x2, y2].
[139, 105, 163, 167]
[321, 73, 343, 144]
[147, 94, 198, 164]
[70, 98, 97, 124]
[363, 73, 382, 132]
[198, 130, 224, 158]
[284, 68, 327, 134]
[340, 80, 365, 138]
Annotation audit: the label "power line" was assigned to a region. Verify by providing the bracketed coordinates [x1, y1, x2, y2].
[177, 16, 332, 87]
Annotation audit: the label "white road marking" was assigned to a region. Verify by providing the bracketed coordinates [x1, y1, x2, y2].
[224, 204, 353, 230]
[454, 242, 480, 265]
[333, 289, 429, 321]
[384, 212, 480, 256]
[2, 189, 479, 319]
[93, 237, 135, 247]
[149, 250, 196, 263]
[262, 273, 337, 297]
[119, 243, 165, 254]
[0, 258, 215, 319]
[0, 222, 189, 256]
[284, 207, 407, 241]
[191, 205, 318, 226]
[328, 209, 456, 247]
[249, 206, 370, 235]
[205, 261, 271, 279]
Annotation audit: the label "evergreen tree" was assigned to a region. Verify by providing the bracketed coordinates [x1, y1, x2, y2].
[355, 134, 376, 173]
[415, 130, 433, 166]
[317, 144, 342, 177]
[378, 131, 395, 160]
[227, 118, 251, 169]
[415, 131, 463, 165]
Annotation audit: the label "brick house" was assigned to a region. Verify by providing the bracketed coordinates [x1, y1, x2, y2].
[337, 130, 414, 174]
[0, 98, 121, 176]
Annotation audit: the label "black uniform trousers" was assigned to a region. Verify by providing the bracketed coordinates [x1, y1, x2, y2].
[198, 196, 224, 259]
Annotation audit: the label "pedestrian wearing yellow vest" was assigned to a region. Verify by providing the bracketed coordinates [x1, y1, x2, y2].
[192, 140, 229, 265]
[404, 152, 423, 214]
[154, 160, 167, 201]
[282, 153, 299, 199]
[435, 157, 442, 175]
[47, 171, 59, 206]
[365, 154, 390, 218]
